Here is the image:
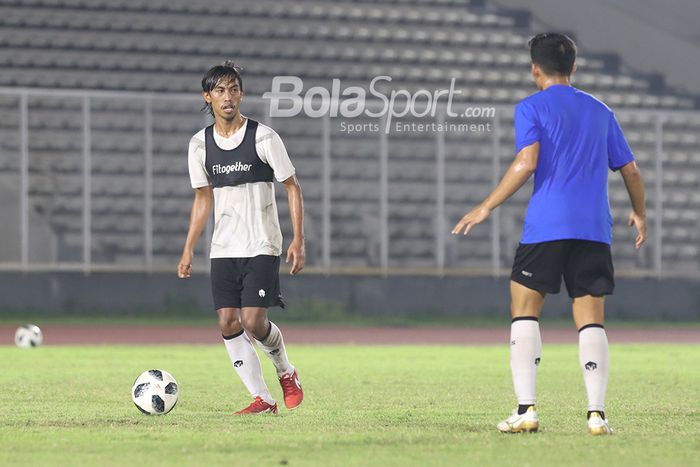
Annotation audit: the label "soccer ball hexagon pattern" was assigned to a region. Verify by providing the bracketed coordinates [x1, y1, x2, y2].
[131, 369, 179, 415]
[15, 324, 43, 348]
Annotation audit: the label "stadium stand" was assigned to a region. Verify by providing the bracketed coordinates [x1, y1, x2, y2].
[0, 0, 698, 274]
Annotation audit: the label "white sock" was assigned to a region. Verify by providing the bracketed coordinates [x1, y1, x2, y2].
[510, 317, 542, 406]
[578, 324, 609, 413]
[223, 331, 274, 404]
[256, 322, 294, 377]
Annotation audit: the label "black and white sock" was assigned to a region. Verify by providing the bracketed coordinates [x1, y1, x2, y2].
[223, 330, 274, 404]
[510, 317, 542, 409]
[578, 324, 609, 414]
[255, 322, 294, 377]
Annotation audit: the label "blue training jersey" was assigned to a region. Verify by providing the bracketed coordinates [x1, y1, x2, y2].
[514, 84, 635, 245]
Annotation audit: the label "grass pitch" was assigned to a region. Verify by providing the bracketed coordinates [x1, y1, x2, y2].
[1, 344, 698, 466]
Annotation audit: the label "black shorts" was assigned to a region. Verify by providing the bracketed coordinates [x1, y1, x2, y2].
[510, 240, 615, 298]
[210, 255, 285, 310]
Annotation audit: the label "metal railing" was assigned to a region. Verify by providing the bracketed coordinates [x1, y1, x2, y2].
[1, 87, 699, 278]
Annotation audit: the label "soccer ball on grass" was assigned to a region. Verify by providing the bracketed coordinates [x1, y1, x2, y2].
[131, 369, 179, 415]
[15, 324, 43, 348]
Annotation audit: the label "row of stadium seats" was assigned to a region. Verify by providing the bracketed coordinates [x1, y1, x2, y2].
[12, 163, 694, 221]
[0, 43, 545, 75]
[3, 73, 691, 111]
[0, 11, 516, 47]
[0, 0, 513, 30]
[58, 224, 695, 270]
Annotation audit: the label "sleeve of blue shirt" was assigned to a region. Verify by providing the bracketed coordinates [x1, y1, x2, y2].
[514, 101, 541, 153]
[607, 112, 635, 171]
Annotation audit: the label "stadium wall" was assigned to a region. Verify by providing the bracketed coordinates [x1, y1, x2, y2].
[0, 272, 697, 321]
[495, 0, 700, 95]
[0, 175, 56, 263]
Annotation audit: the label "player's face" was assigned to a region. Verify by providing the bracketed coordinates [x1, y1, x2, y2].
[204, 78, 244, 121]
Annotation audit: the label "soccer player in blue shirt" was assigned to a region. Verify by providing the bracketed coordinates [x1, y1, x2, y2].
[452, 33, 647, 435]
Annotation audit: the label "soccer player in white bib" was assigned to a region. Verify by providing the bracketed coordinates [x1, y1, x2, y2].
[453, 34, 647, 435]
[178, 61, 304, 415]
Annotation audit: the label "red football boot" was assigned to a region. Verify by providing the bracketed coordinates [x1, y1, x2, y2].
[279, 369, 303, 409]
[234, 396, 278, 415]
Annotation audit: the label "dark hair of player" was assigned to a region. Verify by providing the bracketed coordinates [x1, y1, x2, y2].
[528, 33, 577, 76]
[201, 60, 244, 116]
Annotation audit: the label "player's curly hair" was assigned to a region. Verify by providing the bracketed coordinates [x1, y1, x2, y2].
[201, 60, 244, 116]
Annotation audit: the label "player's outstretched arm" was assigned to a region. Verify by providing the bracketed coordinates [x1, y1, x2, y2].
[619, 161, 647, 249]
[283, 175, 305, 275]
[178, 186, 213, 278]
[452, 142, 539, 236]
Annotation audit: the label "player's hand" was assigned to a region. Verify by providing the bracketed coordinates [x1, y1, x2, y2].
[628, 211, 647, 249]
[286, 238, 306, 275]
[177, 250, 193, 278]
[452, 204, 492, 236]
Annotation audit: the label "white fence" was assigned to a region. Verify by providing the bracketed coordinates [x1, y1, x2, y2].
[0, 87, 698, 278]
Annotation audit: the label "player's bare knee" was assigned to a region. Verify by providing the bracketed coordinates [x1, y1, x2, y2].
[219, 319, 242, 335]
[240, 314, 259, 333]
[572, 296, 605, 328]
[217, 309, 241, 333]
[220, 320, 242, 335]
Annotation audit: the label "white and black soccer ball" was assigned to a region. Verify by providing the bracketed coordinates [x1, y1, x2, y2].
[15, 324, 43, 348]
[131, 369, 179, 415]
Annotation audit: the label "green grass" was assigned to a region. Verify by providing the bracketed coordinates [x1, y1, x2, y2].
[1, 344, 698, 466]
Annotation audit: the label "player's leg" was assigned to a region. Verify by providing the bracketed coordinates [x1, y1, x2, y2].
[218, 307, 277, 414]
[497, 281, 545, 433]
[572, 296, 611, 434]
[218, 306, 242, 336]
[212, 259, 276, 414]
[241, 306, 302, 409]
[241, 255, 303, 409]
[565, 241, 615, 435]
[499, 241, 565, 433]
[240, 307, 293, 375]
[510, 280, 545, 410]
